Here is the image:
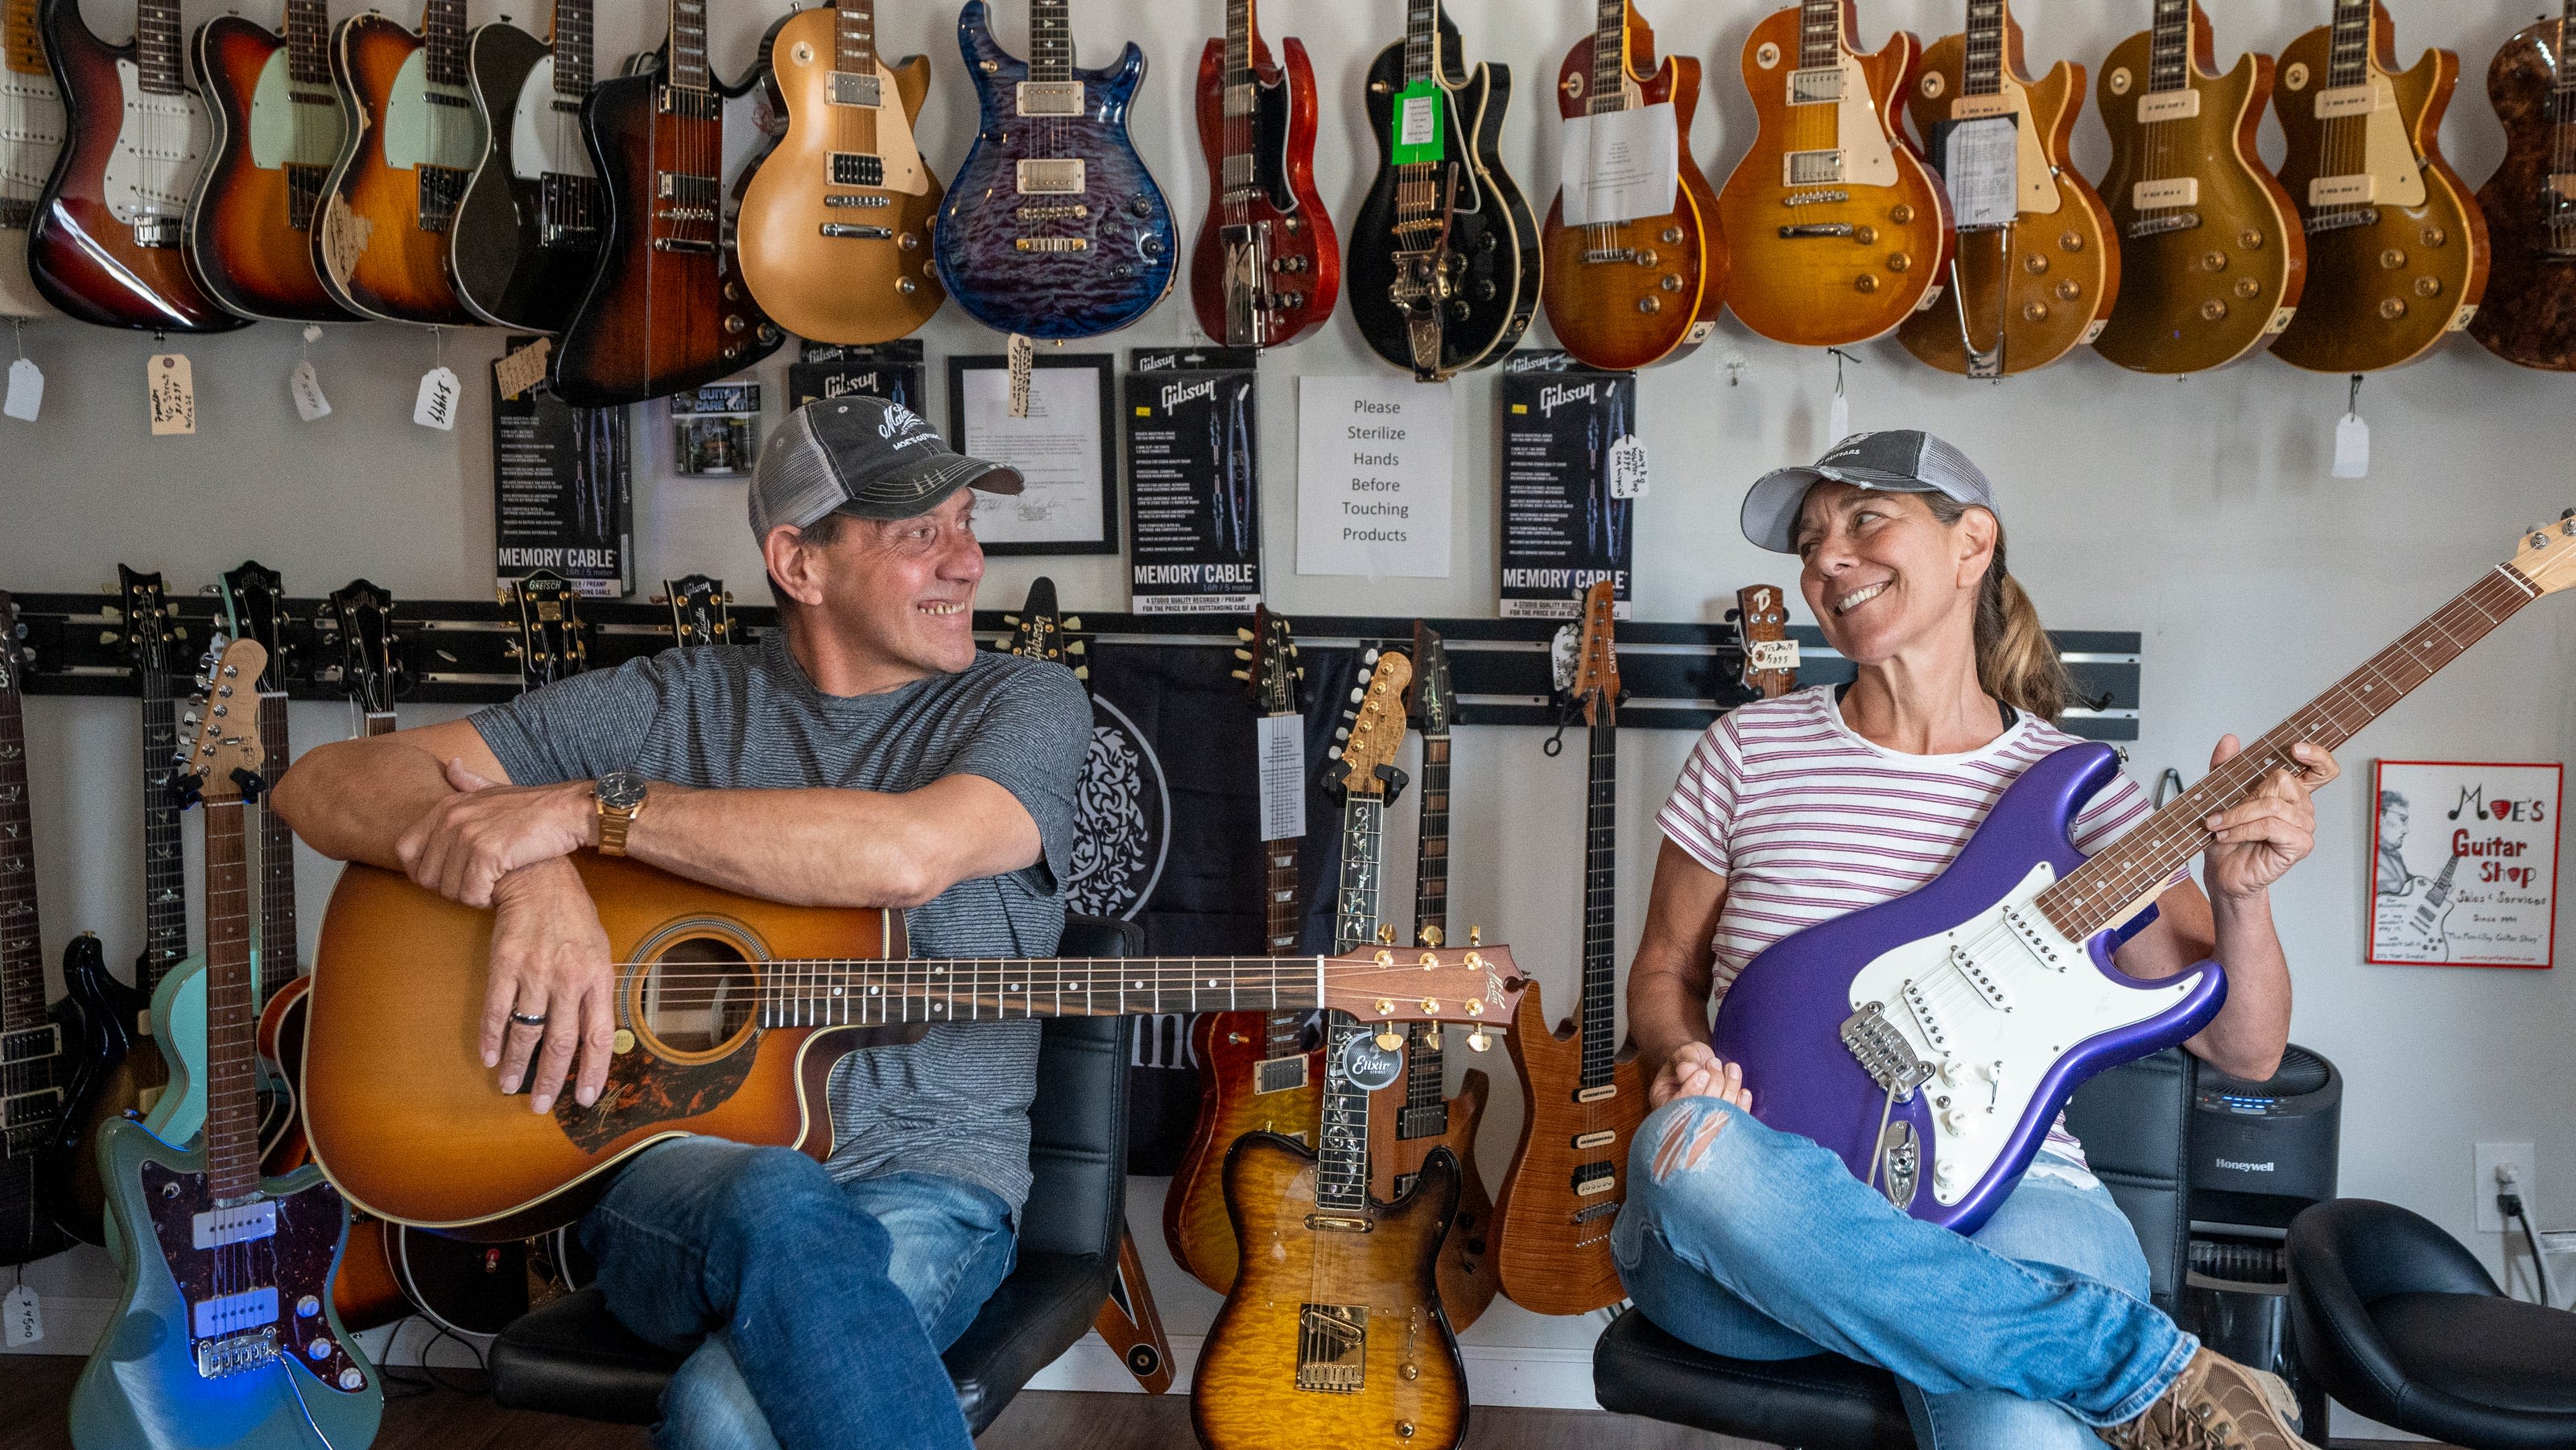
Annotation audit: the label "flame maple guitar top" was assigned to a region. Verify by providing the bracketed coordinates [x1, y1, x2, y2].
[2091, 10, 2305, 375]
[2268, 6, 2487, 373]
[1715, 2, 1948, 347]
[1490, 978, 1643, 1317]
[1366, 1061, 1496, 1331]
[1894, 25, 2119, 376]
[2470, 16, 2576, 370]
[1164, 1010, 1325, 1295]
[1191, 1134, 1467, 1450]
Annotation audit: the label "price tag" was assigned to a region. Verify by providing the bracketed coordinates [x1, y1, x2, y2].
[147, 353, 195, 436]
[2332, 411, 2369, 478]
[1829, 382, 1850, 441]
[414, 364, 460, 430]
[1608, 433, 1649, 499]
[290, 360, 331, 422]
[1942, 115, 2020, 229]
[3, 357, 40, 422]
[493, 337, 553, 401]
[1256, 713, 1307, 842]
[1392, 78, 1444, 165]
[1750, 638, 1801, 674]
[1550, 622, 1579, 692]
[3, 1284, 39, 1348]
[1005, 333, 1034, 419]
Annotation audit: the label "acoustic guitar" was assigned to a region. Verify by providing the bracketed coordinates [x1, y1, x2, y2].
[29, 0, 247, 330]
[1165, 607, 1318, 1294]
[1194, 647, 1471, 1450]
[931, 0, 1178, 341]
[2469, 0, 2576, 370]
[1188, 0, 1339, 349]
[2268, 0, 2487, 374]
[2091, 0, 2306, 374]
[1895, 0, 2119, 377]
[1492, 581, 1641, 1317]
[186, 0, 351, 323]
[0, 591, 73, 1270]
[447, 0, 604, 332]
[1538, 0, 1725, 372]
[1715, 0, 1948, 347]
[1, 0, 65, 316]
[552, 0, 780, 406]
[737, 0, 945, 346]
[1346, 0, 1539, 381]
[68, 635, 382, 1450]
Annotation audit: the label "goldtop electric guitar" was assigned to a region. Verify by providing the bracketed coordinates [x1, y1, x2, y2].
[1194, 646, 1472, 1450]
[68, 634, 382, 1450]
[186, 0, 352, 323]
[1715, 0, 1949, 347]
[1896, 0, 2120, 377]
[448, 0, 603, 332]
[553, 0, 780, 405]
[1734, 582, 1798, 700]
[0, 0, 66, 316]
[1492, 581, 1642, 1316]
[2268, 0, 2487, 373]
[2469, 0, 2576, 370]
[737, 0, 946, 346]
[2091, 0, 2306, 374]
[1346, 0, 1539, 380]
[312, 0, 485, 325]
[1166, 606, 1315, 1294]
[0, 591, 72, 1270]
[1189, 0, 1340, 349]
[1538, 0, 1725, 372]
[30, 0, 247, 329]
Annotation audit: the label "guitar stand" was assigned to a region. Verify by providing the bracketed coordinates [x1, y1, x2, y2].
[1089, 1225, 1176, 1393]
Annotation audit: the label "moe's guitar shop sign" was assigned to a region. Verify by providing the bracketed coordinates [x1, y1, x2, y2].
[2368, 760, 2562, 969]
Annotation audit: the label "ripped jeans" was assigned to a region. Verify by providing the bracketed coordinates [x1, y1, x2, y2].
[1612, 1095, 2199, 1448]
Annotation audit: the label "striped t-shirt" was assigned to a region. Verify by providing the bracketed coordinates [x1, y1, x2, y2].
[1656, 685, 2162, 1164]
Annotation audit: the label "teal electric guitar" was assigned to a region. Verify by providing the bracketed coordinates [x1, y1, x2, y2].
[71, 634, 382, 1450]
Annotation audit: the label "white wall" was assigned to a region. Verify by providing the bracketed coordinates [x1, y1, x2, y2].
[6, 0, 2570, 1434]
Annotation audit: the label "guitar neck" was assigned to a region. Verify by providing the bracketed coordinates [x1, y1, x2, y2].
[138, 671, 188, 992]
[1400, 733, 1450, 1137]
[1402, 0, 1438, 85]
[1333, 793, 1386, 954]
[2145, 0, 2191, 93]
[2559, 0, 2576, 98]
[201, 799, 262, 1200]
[2041, 564, 2543, 939]
[1316, 1018, 1372, 1210]
[284, 0, 330, 85]
[2, 0, 43, 81]
[1797, 0, 1841, 69]
[753, 951, 1354, 1023]
[0, 637, 45, 1108]
[1587, 0, 1630, 114]
[664, 0, 710, 95]
[1224, 0, 1253, 83]
[1029, 0, 1072, 82]
[255, 693, 297, 1003]
[1963, 0, 2007, 97]
[135, 0, 183, 95]
[2323, 0, 2372, 89]
[421, 0, 468, 88]
[552, 0, 596, 96]
[1263, 721, 1302, 954]
[1579, 714, 1617, 1088]
[835, 0, 876, 78]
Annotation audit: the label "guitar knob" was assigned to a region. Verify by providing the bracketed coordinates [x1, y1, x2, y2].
[1889, 203, 1914, 224]
[898, 278, 918, 294]
[722, 281, 741, 301]
[2025, 253, 2050, 275]
[1473, 279, 1495, 300]
[1852, 225, 1876, 245]
[1633, 249, 1657, 267]
[1661, 226, 1682, 244]
[297, 1295, 320, 1318]
[2421, 224, 2446, 247]
[2380, 297, 2408, 319]
[1855, 275, 1878, 293]
[1636, 296, 1661, 314]
[724, 315, 746, 335]
[1130, 196, 1153, 217]
[2200, 299, 2228, 320]
[2021, 301, 2050, 322]
[2414, 275, 2442, 297]
[1140, 235, 1165, 257]
[2379, 248, 2407, 270]
[2235, 277, 2260, 299]
[898, 232, 919, 251]
[308, 1336, 335, 1360]
[1450, 300, 1472, 319]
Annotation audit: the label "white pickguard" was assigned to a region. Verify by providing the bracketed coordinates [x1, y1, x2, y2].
[1786, 56, 1898, 188]
[1950, 82, 2058, 214]
[2310, 73, 2425, 209]
[0, 65, 64, 314]
[1847, 861, 2203, 1206]
[506, 57, 592, 182]
[102, 58, 209, 225]
[245, 49, 341, 171]
[381, 49, 482, 173]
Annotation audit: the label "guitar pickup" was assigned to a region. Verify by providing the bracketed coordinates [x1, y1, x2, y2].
[830, 70, 881, 108]
[1222, 153, 1254, 192]
[1223, 81, 1255, 118]
[1784, 150, 1845, 186]
[192, 1200, 277, 1250]
[0, 1022, 60, 1064]
[1573, 1083, 1618, 1104]
[1017, 159, 1086, 195]
[190, 1287, 279, 1341]
[1777, 221, 1856, 239]
[825, 193, 891, 209]
[829, 152, 885, 188]
[819, 223, 894, 239]
[1571, 1163, 1617, 1196]
[658, 171, 720, 205]
[1788, 67, 1843, 105]
[0, 1087, 60, 1131]
[1571, 1129, 1617, 1150]
[1017, 81, 1086, 117]
[2130, 178, 2198, 211]
[1254, 1054, 1309, 1094]
[2310, 83, 2378, 121]
[2304, 207, 2378, 235]
[131, 216, 183, 249]
[2307, 174, 2376, 208]
[2135, 89, 2202, 122]
[1014, 236, 1088, 252]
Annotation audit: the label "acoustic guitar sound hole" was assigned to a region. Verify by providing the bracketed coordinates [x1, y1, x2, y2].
[638, 937, 759, 1057]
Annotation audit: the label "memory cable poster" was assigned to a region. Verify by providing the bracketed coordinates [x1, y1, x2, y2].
[1499, 353, 1635, 618]
[2368, 760, 2561, 969]
[1125, 347, 1260, 613]
[491, 337, 632, 597]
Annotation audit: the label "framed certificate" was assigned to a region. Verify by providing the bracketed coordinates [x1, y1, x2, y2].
[947, 352, 1120, 556]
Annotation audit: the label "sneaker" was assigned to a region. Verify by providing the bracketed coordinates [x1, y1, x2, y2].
[2096, 1348, 2314, 1450]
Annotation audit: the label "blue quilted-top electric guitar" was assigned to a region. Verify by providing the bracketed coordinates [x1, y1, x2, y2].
[932, 0, 1177, 337]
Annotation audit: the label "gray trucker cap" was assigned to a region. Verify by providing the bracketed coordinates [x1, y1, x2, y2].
[1740, 430, 1996, 554]
[748, 396, 1023, 541]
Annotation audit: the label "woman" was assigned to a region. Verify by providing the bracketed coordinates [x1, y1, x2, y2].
[1620, 432, 2331, 1450]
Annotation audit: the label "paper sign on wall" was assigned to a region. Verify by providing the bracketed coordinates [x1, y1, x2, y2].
[2368, 760, 2562, 969]
[1558, 102, 1680, 226]
[1296, 376, 1451, 579]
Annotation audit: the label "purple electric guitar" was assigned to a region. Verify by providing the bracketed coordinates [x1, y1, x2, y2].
[1713, 515, 2576, 1233]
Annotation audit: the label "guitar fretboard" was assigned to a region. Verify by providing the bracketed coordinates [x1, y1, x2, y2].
[255, 692, 296, 1005]
[2039, 565, 2541, 940]
[1333, 795, 1385, 956]
[2323, 0, 2372, 91]
[1798, 0, 1840, 72]
[1402, 0, 1438, 85]
[835, 0, 877, 79]
[1579, 714, 1618, 1089]
[1587, 0, 1629, 116]
[1029, 0, 1072, 83]
[136, 0, 184, 95]
[2, 0, 44, 81]
[1400, 733, 1451, 1139]
[138, 664, 188, 993]
[201, 799, 262, 1202]
[746, 952, 1348, 1024]
[0, 622, 54, 1155]
[665, 0, 710, 95]
[1962, 0, 2006, 97]
[2145, 0, 2191, 93]
[285, 0, 330, 86]
[1316, 1018, 1371, 1211]
[2557, 0, 2576, 106]
[422, 0, 469, 89]
[552, 0, 596, 97]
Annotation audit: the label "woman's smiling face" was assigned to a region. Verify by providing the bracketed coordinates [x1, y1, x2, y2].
[1791, 482, 1995, 667]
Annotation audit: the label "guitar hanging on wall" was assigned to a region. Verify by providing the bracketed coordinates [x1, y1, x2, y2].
[0, 590, 73, 1271]
[0, 0, 65, 317]
[2467, 0, 2576, 370]
[312, 0, 488, 326]
[1187, 0, 1339, 349]
[186, 0, 353, 324]
[447, 0, 604, 332]
[1733, 583, 1799, 700]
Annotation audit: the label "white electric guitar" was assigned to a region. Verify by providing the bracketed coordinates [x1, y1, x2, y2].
[0, 0, 64, 316]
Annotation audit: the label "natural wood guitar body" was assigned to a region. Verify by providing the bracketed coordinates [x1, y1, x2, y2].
[2091, 9, 2305, 374]
[1164, 1010, 1323, 1294]
[1715, 2, 1948, 347]
[1366, 1060, 1496, 1331]
[1894, 23, 2118, 376]
[1191, 1134, 1467, 1450]
[1490, 978, 1643, 1316]
[2470, 16, 2576, 370]
[736, 8, 945, 346]
[2268, 6, 2486, 373]
[314, 12, 481, 325]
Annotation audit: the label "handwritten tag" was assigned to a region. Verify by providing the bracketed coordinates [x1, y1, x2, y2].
[1750, 638, 1801, 674]
[1829, 382, 1850, 442]
[493, 337, 553, 400]
[3, 1284, 39, 1348]
[1006, 333, 1034, 419]
[147, 353, 195, 436]
[2332, 411, 2369, 478]
[1255, 713, 1307, 842]
[3, 357, 39, 422]
[414, 365, 460, 431]
[290, 360, 331, 422]
[1608, 433, 1648, 499]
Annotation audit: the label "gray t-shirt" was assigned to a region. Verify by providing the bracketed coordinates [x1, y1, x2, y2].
[471, 634, 1091, 1216]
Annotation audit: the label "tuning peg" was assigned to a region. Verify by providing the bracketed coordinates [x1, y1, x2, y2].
[1375, 1022, 1404, 1052]
[1326, 744, 1343, 759]
[1376, 923, 1397, 946]
[1229, 668, 1249, 681]
[1334, 727, 1349, 742]
[649, 593, 670, 605]
[1294, 666, 1305, 680]
[1348, 686, 1365, 704]
[180, 711, 200, 728]
[1469, 925, 1482, 948]
[1065, 641, 1084, 655]
[1073, 666, 1089, 681]
[1002, 613, 1021, 626]
[1063, 615, 1082, 631]
[1232, 647, 1251, 661]
[1467, 1027, 1492, 1053]
[1362, 647, 1380, 663]
[97, 630, 118, 646]
[1419, 924, 1443, 948]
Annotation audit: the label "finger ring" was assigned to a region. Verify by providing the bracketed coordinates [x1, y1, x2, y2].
[510, 1010, 549, 1027]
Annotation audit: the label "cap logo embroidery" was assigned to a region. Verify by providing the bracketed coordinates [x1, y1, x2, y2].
[878, 401, 927, 439]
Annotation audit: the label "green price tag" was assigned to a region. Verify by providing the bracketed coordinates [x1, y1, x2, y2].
[1391, 77, 1446, 165]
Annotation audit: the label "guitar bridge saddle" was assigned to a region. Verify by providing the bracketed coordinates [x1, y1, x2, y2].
[2124, 210, 2201, 240]
[1778, 221, 1856, 240]
[1013, 236, 1088, 252]
[195, 1325, 280, 1379]
[1781, 188, 1849, 207]
[825, 193, 892, 209]
[1294, 1303, 1368, 1392]
[130, 216, 184, 249]
[819, 223, 894, 240]
[1840, 1002, 1932, 1101]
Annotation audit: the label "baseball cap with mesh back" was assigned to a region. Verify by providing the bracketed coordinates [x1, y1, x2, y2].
[1740, 430, 1998, 555]
[748, 396, 1024, 542]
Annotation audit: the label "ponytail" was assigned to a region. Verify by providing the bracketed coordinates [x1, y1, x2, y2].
[1924, 494, 2074, 722]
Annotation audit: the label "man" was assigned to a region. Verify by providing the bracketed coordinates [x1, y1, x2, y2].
[2376, 790, 2421, 897]
[275, 397, 1092, 1450]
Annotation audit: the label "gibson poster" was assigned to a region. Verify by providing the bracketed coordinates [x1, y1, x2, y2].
[1498, 352, 1635, 619]
[2368, 760, 2562, 969]
[1124, 347, 1260, 613]
[490, 337, 632, 598]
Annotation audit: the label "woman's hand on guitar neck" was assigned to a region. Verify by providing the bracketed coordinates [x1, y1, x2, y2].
[1649, 1042, 1756, 1113]
[483, 858, 617, 1115]
[2201, 737, 2339, 903]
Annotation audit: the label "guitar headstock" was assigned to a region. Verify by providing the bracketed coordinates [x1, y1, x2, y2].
[1572, 579, 1620, 725]
[1409, 621, 1452, 737]
[328, 580, 406, 715]
[178, 634, 268, 805]
[656, 574, 736, 648]
[0, 591, 23, 699]
[1733, 583, 1798, 700]
[114, 564, 178, 678]
[1234, 605, 1302, 716]
[1319, 940, 1529, 1030]
[997, 577, 1088, 687]
[218, 560, 291, 694]
[1330, 646, 1413, 797]
[2510, 511, 2576, 596]
[502, 571, 589, 691]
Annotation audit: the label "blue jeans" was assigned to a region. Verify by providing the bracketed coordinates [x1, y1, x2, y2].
[581, 1138, 1018, 1450]
[1613, 1096, 2199, 1447]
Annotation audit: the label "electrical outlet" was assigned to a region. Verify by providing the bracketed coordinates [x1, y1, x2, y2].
[2475, 1142, 2538, 1233]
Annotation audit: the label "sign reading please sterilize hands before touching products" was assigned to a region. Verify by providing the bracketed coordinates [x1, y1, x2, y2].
[1296, 376, 1452, 579]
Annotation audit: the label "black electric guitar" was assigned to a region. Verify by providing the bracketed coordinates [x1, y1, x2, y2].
[449, 0, 603, 330]
[0, 591, 72, 1270]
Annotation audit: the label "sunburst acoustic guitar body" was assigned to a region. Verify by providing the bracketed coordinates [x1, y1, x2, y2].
[1164, 1010, 1323, 1294]
[1489, 977, 1643, 1316]
[2470, 14, 2576, 370]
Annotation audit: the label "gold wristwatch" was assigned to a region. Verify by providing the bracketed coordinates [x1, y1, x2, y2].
[594, 771, 648, 857]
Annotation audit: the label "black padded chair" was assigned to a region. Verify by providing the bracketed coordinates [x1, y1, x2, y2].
[1591, 1048, 2198, 1449]
[2285, 1197, 2576, 1450]
[485, 915, 1138, 1436]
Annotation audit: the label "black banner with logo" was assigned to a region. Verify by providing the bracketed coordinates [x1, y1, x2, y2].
[788, 339, 927, 414]
[491, 337, 632, 598]
[1498, 351, 1637, 619]
[1124, 347, 1261, 614]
